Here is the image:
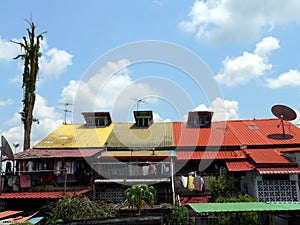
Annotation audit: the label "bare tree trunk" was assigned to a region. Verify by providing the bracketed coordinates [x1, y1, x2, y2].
[12, 20, 45, 150]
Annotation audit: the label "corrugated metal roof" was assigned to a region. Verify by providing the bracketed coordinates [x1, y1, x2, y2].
[173, 119, 300, 147]
[227, 119, 300, 146]
[100, 150, 171, 158]
[244, 149, 290, 164]
[257, 167, 300, 175]
[0, 190, 89, 199]
[33, 118, 300, 150]
[34, 124, 113, 148]
[279, 147, 300, 152]
[0, 211, 23, 219]
[172, 121, 229, 147]
[15, 149, 101, 160]
[2, 211, 38, 224]
[176, 150, 246, 160]
[180, 196, 210, 205]
[226, 161, 255, 171]
[107, 123, 174, 148]
[189, 202, 300, 213]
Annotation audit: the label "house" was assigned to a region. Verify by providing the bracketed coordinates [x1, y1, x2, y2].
[1, 108, 300, 211]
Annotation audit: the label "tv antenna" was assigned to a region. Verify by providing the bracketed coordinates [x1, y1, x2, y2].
[271, 104, 297, 138]
[56, 103, 72, 124]
[130, 97, 147, 111]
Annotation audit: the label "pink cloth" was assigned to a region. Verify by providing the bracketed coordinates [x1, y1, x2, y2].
[20, 175, 31, 188]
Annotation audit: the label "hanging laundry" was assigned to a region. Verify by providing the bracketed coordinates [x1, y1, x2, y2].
[160, 163, 165, 175]
[20, 174, 31, 188]
[188, 175, 194, 191]
[55, 161, 63, 176]
[142, 165, 149, 176]
[193, 176, 202, 192]
[149, 164, 157, 175]
[26, 161, 34, 172]
[13, 176, 19, 191]
[181, 175, 188, 188]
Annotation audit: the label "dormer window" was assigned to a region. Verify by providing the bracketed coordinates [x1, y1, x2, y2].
[82, 112, 112, 127]
[134, 110, 153, 127]
[187, 111, 213, 128]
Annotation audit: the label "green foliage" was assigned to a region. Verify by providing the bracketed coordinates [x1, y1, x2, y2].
[208, 168, 237, 199]
[43, 194, 118, 224]
[124, 184, 156, 215]
[217, 194, 255, 203]
[216, 194, 259, 225]
[207, 170, 258, 225]
[170, 206, 189, 225]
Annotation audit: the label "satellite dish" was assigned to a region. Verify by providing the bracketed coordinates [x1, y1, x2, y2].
[1, 136, 14, 161]
[271, 104, 297, 138]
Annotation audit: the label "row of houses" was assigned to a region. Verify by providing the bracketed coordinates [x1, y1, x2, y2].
[1, 109, 300, 211]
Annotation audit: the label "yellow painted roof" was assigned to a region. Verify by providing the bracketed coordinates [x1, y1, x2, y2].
[34, 124, 114, 148]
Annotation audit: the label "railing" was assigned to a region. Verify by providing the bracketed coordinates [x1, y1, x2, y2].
[0, 168, 90, 193]
[92, 161, 172, 179]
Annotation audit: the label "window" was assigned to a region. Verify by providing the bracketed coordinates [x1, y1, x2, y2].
[248, 125, 259, 130]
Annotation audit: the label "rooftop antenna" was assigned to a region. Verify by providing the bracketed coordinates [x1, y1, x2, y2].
[271, 104, 297, 138]
[56, 103, 72, 124]
[130, 97, 147, 111]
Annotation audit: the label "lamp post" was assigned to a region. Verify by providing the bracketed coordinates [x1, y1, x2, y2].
[13, 143, 19, 174]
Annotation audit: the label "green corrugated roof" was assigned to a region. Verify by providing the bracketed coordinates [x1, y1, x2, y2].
[189, 202, 300, 213]
[107, 123, 174, 148]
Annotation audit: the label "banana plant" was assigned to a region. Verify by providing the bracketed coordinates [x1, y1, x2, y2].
[124, 184, 156, 215]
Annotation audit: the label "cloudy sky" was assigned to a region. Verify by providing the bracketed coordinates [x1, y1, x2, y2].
[1, 0, 300, 150]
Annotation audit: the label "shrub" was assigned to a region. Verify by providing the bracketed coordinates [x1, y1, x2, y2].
[170, 206, 189, 225]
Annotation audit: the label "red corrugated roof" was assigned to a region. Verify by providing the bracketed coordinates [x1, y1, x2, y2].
[244, 149, 290, 164]
[176, 150, 246, 160]
[226, 161, 255, 172]
[15, 149, 101, 160]
[0, 210, 23, 219]
[257, 167, 300, 175]
[173, 121, 229, 147]
[173, 119, 300, 147]
[0, 189, 90, 199]
[279, 147, 300, 152]
[180, 196, 210, 205]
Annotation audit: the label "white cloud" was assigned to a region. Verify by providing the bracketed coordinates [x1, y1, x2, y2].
[0, 37, 21, 60]
[153, 0, 163, 6]
[193, 97, 239, 121]
[254, 36, 280, 58]
[39, 47, 73, 79]
[153, 112, 171, 122]
[0, 98, 13, 107]
[215, 36, 279, 86]
[265, 69, 300, 88]
[2, 94, 63, 150]
[180, 0, 300, 43]
[1, 36, 73, 80]
[60, 60, 160, 122]
[60, 80, 79, 104]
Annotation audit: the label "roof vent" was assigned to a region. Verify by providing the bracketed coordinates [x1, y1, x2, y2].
[187, 111, 213, 128]
[133, 110, 153, 127]
[82, 112, 112, 127]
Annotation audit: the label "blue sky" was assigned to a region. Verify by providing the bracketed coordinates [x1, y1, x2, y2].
[1, 0, 300, 150]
